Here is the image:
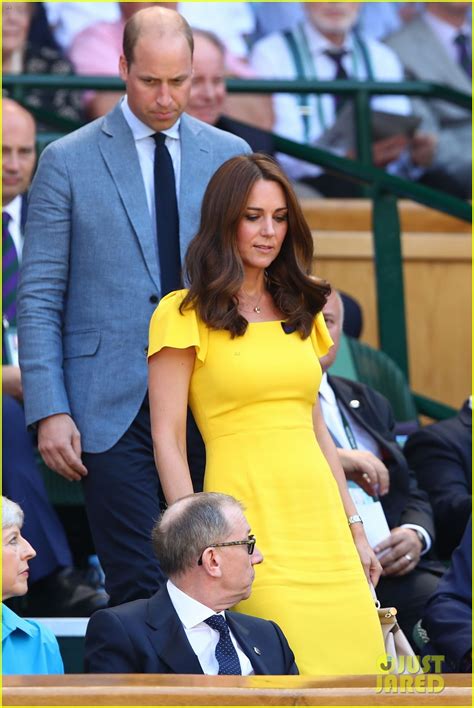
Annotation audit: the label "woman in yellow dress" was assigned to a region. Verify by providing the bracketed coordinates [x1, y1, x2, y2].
[148, 154, 385, 674]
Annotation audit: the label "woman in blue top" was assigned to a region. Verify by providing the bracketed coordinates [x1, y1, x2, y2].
[2, 496, 64, 674]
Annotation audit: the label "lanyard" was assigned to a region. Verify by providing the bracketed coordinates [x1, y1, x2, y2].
[338, 405, 358, 450]
[284, 23, 374, 142]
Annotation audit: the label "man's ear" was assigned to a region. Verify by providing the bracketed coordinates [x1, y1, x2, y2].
[118, 55, 129, 82]
[201, 547, 223, 578]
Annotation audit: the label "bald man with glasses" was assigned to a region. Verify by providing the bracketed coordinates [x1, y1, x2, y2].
[85, 492, 298, 675]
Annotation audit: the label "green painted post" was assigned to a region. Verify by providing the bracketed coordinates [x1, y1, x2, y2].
[372, 188, 409, 379]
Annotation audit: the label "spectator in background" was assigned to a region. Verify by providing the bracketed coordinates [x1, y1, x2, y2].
[44, 1, 121, 55]
[250, 2, 413, 196]
[422, 517, 472, 673]
[385, 2, 471, 198]
[2, 2, 82, 126]
[18, 6, 250, 609]
[2, 99, 107, 618]
[404, 399, 471, 560]
[358, 3, 421, 41]
[319, 290, 445, 641]
[69, 3, 171, 120]
[85, 493, 298, 675]
[187, 29, 275, 155]
[2, 496, 64, 674]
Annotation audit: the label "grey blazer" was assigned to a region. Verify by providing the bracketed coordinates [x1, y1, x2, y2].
[385, 15, 471, 187]
[18, 104, 250, 451]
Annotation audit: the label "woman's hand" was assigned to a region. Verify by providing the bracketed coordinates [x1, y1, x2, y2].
[351, 526, 382, 587]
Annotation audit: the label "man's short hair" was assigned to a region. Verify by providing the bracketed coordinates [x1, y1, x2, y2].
[152, 492, 243, 576]
[123, 8, 194, 66]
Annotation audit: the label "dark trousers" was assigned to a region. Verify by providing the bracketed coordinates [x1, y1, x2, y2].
[2, 395, 73, 583]
[82, 397, 205, 607]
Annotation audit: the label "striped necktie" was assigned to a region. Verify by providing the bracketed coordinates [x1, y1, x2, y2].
[2, 211, 19, 326]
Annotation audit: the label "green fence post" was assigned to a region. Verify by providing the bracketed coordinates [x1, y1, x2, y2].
[372, 187, 409, 379]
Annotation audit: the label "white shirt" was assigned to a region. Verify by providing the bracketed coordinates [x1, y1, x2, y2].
[424, 11, 471, 66]
[120, 97, 181, 241]
[166, 580, 254, 675]
[250, 23, 411, 179]
[45, 2, 121, 52]
[178, 2, 255, 58]
[3, 195, 24, 262]
[319, 373, 431, 553]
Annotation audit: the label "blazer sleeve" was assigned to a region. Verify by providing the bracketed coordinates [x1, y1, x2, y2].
[18, 141, 73, 426]
[269, 620, 299, 675]
[404, 421, 471, 556]
[84, 609, 140, 673]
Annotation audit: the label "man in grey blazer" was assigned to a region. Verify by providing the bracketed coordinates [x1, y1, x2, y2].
[385, 2, 471, 198]
[18, 7, 251, 607]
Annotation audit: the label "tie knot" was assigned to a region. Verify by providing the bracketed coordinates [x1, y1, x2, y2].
[153, 132, 167, 147]
[324, 49, 347, 65]
[204, 614, 229, 635]
[454, 32, 469, 47]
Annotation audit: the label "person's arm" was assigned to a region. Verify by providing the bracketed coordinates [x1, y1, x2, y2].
[2, 365, 23, 401]
[312, 398, 382, 585]
[84, 609, 140, 673]
[148, 346, 196, 504]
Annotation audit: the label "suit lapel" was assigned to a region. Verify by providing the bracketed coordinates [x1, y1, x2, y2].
[226, 613, 268, 675]
[415, 18, 471, 92]
[146, 587, 204, 674]
[178, 114, 212, 259]
[98, 105, 160, 290]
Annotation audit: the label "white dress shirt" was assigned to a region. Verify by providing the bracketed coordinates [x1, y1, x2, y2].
[3, 195, 24, 262]
[424, 11, 471, 66]
[120, 96, 181, 241]
[319, 373, 431, 553]
[250, 22, 410, 179]
[166, 580, 254, 675]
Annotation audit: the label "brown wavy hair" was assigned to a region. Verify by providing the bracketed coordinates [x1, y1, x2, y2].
[181, 154, 330, 338]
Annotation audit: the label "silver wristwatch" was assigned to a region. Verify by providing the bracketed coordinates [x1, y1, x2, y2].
[348, 514, 364, 526]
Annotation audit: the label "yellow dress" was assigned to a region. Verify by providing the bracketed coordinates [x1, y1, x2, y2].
[149, 290, 385, 675]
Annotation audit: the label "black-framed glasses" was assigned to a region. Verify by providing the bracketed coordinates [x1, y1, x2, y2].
[197, 534, 256, 565]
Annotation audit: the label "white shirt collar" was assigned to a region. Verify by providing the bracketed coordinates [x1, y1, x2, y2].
[304, 20, 355, 59]
[3, 194, 22, 229]
[319, 371, 338, 406]
[120, 96, 181, 141]
[424, 10, 471, 47]
[167, 580, 225, 630]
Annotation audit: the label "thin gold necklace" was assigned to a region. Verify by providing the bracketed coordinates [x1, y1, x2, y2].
[240, 288, 265, 314]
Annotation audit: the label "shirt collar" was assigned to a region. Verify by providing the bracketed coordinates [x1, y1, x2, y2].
[424, 10, 471, 46]
[2, 603, 36, 639]
[3, 194, 23, 229]
[120, 96, 181, 141]
[319, 371, 337, 405]
[166, 580, 225, 630]
[304, 20, 355, 59]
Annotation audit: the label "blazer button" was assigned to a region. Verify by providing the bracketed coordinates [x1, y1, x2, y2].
[149, 294, 159, 304]
[144, 346, 148, 356]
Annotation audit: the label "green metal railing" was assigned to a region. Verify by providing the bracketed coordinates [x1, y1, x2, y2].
[4, 74, 471, 418]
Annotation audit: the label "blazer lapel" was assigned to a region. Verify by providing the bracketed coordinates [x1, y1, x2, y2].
[99, 104, 161, 289]
[226, 613, 268, 675]
[146, 587, 204, 674]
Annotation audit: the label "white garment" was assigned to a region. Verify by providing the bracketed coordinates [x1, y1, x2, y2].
[166, 580, 254, 675]
[250, 22, 411, 179]
[424, 11, 471, 66]
[3, 195, 24, 262]
[120, 97, 181, 242]
[319, 373, 431, 553]
[179, 2, 255, 58]
[45, 2, 121, 53]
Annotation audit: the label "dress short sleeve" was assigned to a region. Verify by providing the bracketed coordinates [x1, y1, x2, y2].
[310, 311, 333, 358]
[148, 289, 208, 363]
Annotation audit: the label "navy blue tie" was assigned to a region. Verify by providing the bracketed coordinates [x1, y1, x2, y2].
[454, 33, 471, 77]
[324, 49, 349, 114]
[153, 132, 181, 296]
[204, 614, 242, 675]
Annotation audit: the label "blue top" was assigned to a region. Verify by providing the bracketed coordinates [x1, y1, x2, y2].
[2, 604, 64, 675]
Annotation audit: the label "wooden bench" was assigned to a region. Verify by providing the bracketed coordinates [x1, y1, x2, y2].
[3, 673, 471, 706]
[302, 199, 471, 409]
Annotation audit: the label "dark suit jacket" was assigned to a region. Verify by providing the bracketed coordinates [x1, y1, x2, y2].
[422, 517, 472, 672]
[216, 116, 275, 156]
[404, 401, 471, 559]
[85, 585, 298, 674]
[327, 375, 436, 542]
